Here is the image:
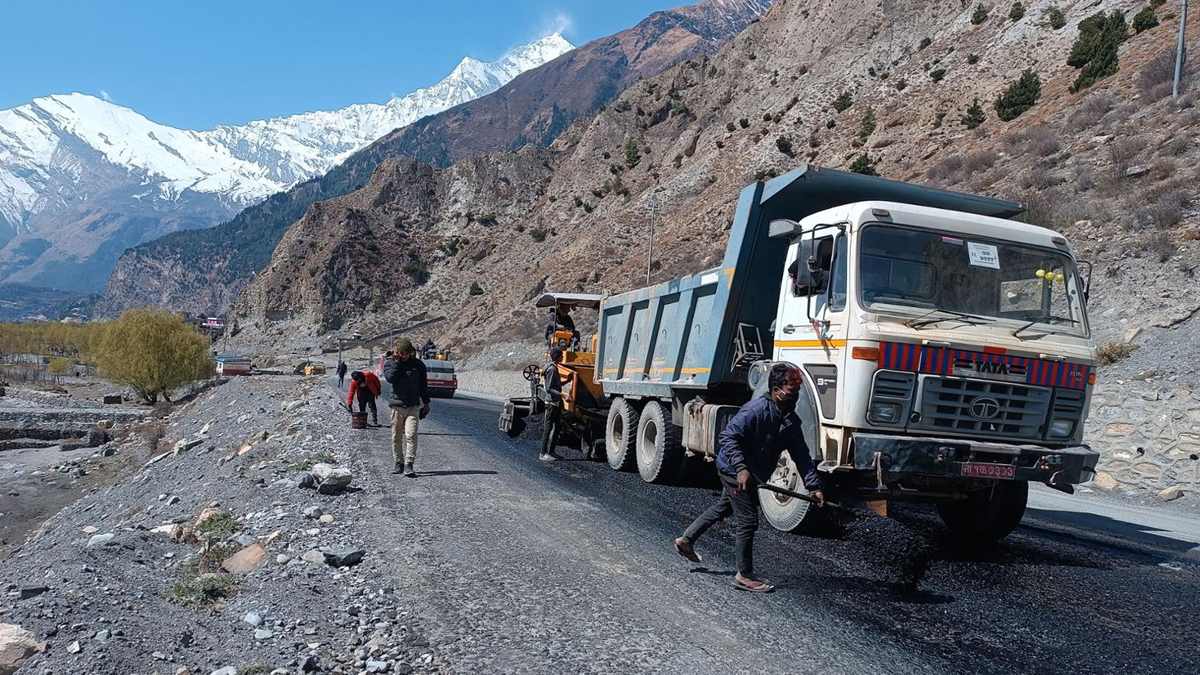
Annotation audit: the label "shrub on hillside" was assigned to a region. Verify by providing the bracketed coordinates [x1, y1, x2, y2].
[859, 107, 877, 140]
[832, 91, 854, 112]
[775, 135, 794, 156]
[919, 37, 932, 51]
[1047, 7, 1066, 29]
[930, 68, 947, 82]
[849, 153, 878, 176]
[726, 121, 736, 132]
[96, 309, 213, 404]
[469, 282, 484, 296]
[1067, 11, 1128, 93]
[961, 98, 986, 129]
[1010, 2, 1026, 21]
[972, 4, 989, 25]
[1138, 50, 1179, 100]
[967, 53, 980, 65]
[896, 79, 908, 91]
[624, 139, 641, 168]
[1097, 341, 1138, 365]
[994, 69, 1042, 120]
[1133, 7, 1159, 33]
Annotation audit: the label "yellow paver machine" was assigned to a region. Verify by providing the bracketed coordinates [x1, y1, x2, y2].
[499, 293, 608, 457]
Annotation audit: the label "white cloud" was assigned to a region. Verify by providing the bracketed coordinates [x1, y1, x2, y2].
[537, 11, 573, 37]
[99, 90, 112, 102]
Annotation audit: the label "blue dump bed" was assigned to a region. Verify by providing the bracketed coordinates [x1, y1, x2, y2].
[595, 164, 1024, 400]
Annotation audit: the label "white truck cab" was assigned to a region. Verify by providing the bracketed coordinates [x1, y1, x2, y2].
[763, 200, 1098, 537]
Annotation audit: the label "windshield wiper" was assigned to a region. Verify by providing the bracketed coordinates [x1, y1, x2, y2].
[1012, 314, 1080, 340]
[904, 309, 996, 330]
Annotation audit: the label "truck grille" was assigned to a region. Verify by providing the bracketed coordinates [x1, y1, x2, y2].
[916, 376, 1050, 439]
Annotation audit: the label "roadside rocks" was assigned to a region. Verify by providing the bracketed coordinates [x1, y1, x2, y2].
[86, 533, 115, 547]
[173, 437, 204, 454]
[1158, 486, 1185, 502]
[220, 543, 268, 574]
[0, 623, 44, 675]
[323, 548, 365, 568]
[312, 463, 352, 494]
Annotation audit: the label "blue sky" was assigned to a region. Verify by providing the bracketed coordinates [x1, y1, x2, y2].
[0, 0, 685, 130]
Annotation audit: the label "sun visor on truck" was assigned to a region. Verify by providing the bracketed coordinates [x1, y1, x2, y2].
[758, 164, 1026, 221]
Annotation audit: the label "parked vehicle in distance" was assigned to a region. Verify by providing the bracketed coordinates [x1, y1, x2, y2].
[424, 359, 458, 398]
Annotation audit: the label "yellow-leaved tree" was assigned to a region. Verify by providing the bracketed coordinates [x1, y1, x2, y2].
[95, 309, 213, 403]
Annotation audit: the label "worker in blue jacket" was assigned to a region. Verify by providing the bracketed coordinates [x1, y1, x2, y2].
[674, 363, 825, 593]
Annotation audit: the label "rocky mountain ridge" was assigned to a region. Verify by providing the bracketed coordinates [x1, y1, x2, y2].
[0, 34, 572, 293]
[93, 0, 775, 318]
[228, 0, 1198, 369]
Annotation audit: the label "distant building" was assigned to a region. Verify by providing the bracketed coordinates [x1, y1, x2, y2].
[214, 354, 252, 376]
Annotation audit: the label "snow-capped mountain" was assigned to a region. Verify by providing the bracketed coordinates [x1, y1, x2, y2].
[0, 33, 573, 291]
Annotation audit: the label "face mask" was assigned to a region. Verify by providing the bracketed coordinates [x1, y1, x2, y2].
[777, 389, 799, 411]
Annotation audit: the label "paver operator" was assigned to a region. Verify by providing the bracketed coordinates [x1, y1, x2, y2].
[674, 363, 825, 593]
[384, 338, 430, 477]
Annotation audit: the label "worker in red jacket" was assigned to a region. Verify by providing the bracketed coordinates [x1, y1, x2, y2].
[347, 370, 382, 425]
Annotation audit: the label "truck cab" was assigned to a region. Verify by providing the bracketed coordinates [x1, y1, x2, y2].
[764, 200, 1096, 537]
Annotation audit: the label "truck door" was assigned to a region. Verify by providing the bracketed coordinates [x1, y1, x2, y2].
[774, 230, 848, 424]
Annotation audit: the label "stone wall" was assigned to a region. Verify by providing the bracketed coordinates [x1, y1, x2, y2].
[1085, 382, 1200, 495]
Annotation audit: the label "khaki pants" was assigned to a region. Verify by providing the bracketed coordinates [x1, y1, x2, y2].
[390, 405, 421, 463]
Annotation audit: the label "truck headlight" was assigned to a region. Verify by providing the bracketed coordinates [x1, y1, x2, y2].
[868, 402, 901, 425]
[1048, 418, 1075, 438]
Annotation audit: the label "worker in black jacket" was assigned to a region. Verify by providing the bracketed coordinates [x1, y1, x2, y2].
[539, 347, 573, 462]
[383, 338, 430, 477]
[674, 363, 825, 593]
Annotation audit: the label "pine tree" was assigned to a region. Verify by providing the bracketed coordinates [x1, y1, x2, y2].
[994, 69, 1041, 121]
[961, 98, 986, 129]
[849, 153, 879, 176]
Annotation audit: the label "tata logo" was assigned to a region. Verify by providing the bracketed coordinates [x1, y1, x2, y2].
[953, 359, 1026, 382]
[969, 397, 1001, 420]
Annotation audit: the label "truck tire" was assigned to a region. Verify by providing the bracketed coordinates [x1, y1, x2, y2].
[636, 401, 685, 484]
[937, 480, 1028, 542]
[759, 452, 824, 533]
[605, 398, 639, 472]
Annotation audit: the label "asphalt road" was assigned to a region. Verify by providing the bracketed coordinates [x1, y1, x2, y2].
[352, 383, 1200, 675]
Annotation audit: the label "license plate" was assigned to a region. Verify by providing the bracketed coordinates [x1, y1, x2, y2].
[961, 462, 1016, 479]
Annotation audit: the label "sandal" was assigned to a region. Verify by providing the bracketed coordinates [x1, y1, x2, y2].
[674, 538, 702, 563]
[732, 576, 775, 593]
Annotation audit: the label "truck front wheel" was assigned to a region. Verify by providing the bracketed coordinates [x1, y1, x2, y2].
[605, 398, 639, 472]
[636, 401, 684, 484]
[937, 480, 1028, 542]
[760, 452, 824, 533]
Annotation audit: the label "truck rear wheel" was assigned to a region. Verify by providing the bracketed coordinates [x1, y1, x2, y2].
[605, 398, 639, 472]
[636, 401, 684, 484]
[759, 452, 823, 533]
[937, 480, 1028, 542]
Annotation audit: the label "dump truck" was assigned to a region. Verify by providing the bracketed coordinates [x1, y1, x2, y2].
[592, 164, 1099, 540]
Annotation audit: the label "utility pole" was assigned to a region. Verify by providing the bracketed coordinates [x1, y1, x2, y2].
[1175, 0, 1190, 98]
[647, 192, 658, 285]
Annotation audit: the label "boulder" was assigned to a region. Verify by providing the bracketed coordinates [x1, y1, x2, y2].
[312, 463, 352, 494]
[303, 506, 323, 519]
[87, 533, 115, 547]
[323, 548, 365, 568]
[0, 624, 44, 675]
[220, 543, 267, 574]
[1157, 486, 1184, 502]
[294, 472, 315, 489]
[173, 437, 204, 454]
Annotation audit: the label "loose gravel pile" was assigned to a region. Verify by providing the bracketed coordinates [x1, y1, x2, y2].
[0, 375, 445, 675]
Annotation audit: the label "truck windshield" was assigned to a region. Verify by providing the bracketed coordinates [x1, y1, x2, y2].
[858, 223, 1088, 337]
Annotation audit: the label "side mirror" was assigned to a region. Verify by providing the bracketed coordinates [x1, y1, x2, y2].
[1077, 260, 1093, 301]
[792, 238, 834, 295]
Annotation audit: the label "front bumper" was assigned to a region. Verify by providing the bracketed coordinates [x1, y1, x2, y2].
[851, 432, 1099, 486]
